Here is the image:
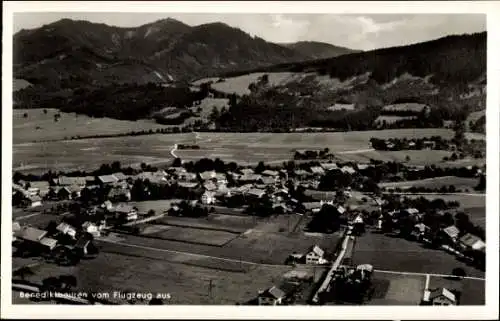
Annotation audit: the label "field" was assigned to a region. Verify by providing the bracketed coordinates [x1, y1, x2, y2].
[367, 272, 426, 305]
[378, 176, 479, 191]
[124, 200, 180, 214]
[13, 128, 460, 174]
[13, 109, 169, 144]
[400, 194, 485, 228]
[154, 214, 256, 233]
[427, 276, 485, 305]
[352, 231, 485, 278]
[12, 252, 291, 305]
[143, 226, 239, 246]
[335, 149, 456, 165]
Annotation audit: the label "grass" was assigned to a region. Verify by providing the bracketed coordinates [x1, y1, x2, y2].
[367, 273, 426, 305]
[124, 200, 180, 214]
[154, 214, 256, 233]
[12, 251, 291, 305]
[13, 108, 170, 144]
[145, 226, 239, 247]
[428, 275, 484, 305]
[335, 149, 455, 166]
[378, 176, 479, 191]
[353, 231, 485, 278]
[13, 128, 458, 174]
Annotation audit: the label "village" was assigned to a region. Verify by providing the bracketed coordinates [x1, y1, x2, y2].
[11, 147, 486, 306]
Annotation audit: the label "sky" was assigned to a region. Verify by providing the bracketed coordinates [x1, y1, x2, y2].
[13, 13, 486, 50]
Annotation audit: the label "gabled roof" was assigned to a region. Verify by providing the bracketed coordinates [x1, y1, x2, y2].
[98, 174, 119, 184]
[459, 233, 485, 250]
[247, 188, 266, 198]
[112, 172, 127, 181]
[57, 176, 87, 186]
[309, 166, 325, 175]
[429, 288, 456, 302]
[262, 170, 279, 177]
[199, 170, 216, 180]
[320, 162, 338, 170]
[15, 226, 47, 242]
[340, 166, 356, 175]
[442, 225, 460, 239]
[56, 222, 75, 234]
[203, 181, 217, 191]
[260, 286, 286, 299]
[114, 204, 136, 213]
[39, 237, 58, 249]
[309, 245, 325, 257]
[240, 168, 255, 175]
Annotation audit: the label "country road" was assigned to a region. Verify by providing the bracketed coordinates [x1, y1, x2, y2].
[170, 143, 178, 158]
[382, 192, 485, 197]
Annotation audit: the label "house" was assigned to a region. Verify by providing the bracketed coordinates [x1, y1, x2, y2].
[107, 187, 132, 202]
[178, 172, 198, 182]
[357, 164, 371, 171]
[113, 204, 138, 221]
[56, 176, 87, 187]
[293, 169, 310, 179]
[423, 140, 436, 149]
[56, 223, 77, 239]
[27, 195, 42, 207]
[82, 222, 101, 237]
[262, 170, 279, 177]
[259, 176, 276, 186]
[97, 174, 119, 186]
[177, 181, 199, 189]
[257, 286, 286, 306]
[320, 162, 338, 171]
[14, 226, 47, 243]
[201, 191, 216, 205]
[199, 170, 216, 181]
[101, 200, 114, 211]
[238, 174, 262, 184]
[302, 202, 323, 213]
[214, 173, 228, 185]
[305, 245, 328, 265]
[39, 237, 58, 251]
[441, 225, 460, 244]
[240, 168, 255, 176]
[309, 166, 325, 176]
[246, 188, 266, 199]
[57, 185, 82, 200]
[412, 223, 430, 240]
[85, 176, 97, 186]
[27, 181, 50, 197]
[203, 181, 217, 192]
[340, 166, 356, 175]
[426, 288, 457, 306]
[112, 172, 127, 181]
[459, 233, 486, 252]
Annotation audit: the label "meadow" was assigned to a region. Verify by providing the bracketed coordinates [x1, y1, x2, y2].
[13, 128, 458, 174]
[378, 176, 479, 191]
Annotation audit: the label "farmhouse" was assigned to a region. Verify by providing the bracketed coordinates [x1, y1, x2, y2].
[14, 226, 47, 243]
[82, 222, 102, 237]
[203, 181, 217, 192]
[238, 174, 262, 184]
[107, 187, 132, 202]
[261, 170, 279, 177]
[440, 225, 460, 245]
[459, 233, 485, 252]
[340, 166, 356, 175]
[257, 286, 286, 306]
[112, 172, 127, 181]
[246, 188, 266, 199]
[56, 223, 77, 239]
[320, 162, 338, 171]
[39, 237, 58, 251]
[305, 245, 328, 265]
[178, 172, 198, 182]
[55, 176, 87, 187]
[240, 168, 255, 176]
[97, 174, 119, 186]
[101, 200, 114, 211]
[57, 185, 82, 200]
[426, 288, 457, 306]
[423, 140, 436, 149]
[27, 181, 50, 197]
[293, 169, 310, 179]
[258, 176, 276, 186]
[201, 191, 216, 205]
[309, 166, 325, 176]
[27, 195, 42, 207]
[199, 170, 216, 181]
[113, 204, 138, 221]
[412, 223, 430, 241]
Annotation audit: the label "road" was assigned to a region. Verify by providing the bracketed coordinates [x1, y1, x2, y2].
[382, 192, 485, 197]
[170, 144, 178, 158]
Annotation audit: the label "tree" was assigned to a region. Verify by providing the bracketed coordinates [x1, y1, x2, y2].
[452, 267, 467, 279]
[23, 112, 28, 118]
[43, 109, 48, 114]
[172, 157, 182, 167]
[147, 209, 156, 217]
[209, 106, 220, 121]
[13, 266, 34, 280]
[475, 175, 486, 191]
[405, 155, 411, 162]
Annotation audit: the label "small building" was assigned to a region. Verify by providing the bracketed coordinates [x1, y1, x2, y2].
[107, 187, 132, 202]
[240, 168, 255, 176]
[293, 169, 310, 179]
[203, 181, 217, 192]
[302, 202, 323, 214]
[199, 170, 216, 181]
[238, 174, 262, 184]
[261, 170, 279, 177]
[305, 245, 328, 265]
[113, 204, 138, 221]
[459, 233, 485, 252]
[246, 188, 266, 199]
[56, 223, 77, 239]
[101, 200, 114, 211]
[97, 174, 119, 186]
[27, 181, 50, 197]
[340, 166, 356, 175]
[82, 222, 101, 237]
[177, 181, 199, 190]
[441, 225, 460, 244]
[426, 288, 457, 306]
[320, 162, 338, 171]
[57, 185, 82, 200]
[39, 237, 58, 251]
[259, 176, 276, 186]
[309, 166, 325, 176]
[178, 172, 198, 182]
[27, 195, 42, 207]
[56, 176, 87, 187]
[257, 286, 286, 306]
[112, 172, 127, 181]
[201, 191, 216, 205]
[412, 223, 430, 241]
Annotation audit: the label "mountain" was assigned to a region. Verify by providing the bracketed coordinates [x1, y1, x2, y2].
[13, 18, 334, 88]
[279, 41, 360, 59]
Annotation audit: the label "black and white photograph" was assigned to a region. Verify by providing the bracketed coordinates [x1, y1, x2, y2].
[1, 1, 499, 319]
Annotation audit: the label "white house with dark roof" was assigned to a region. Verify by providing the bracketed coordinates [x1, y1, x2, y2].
[257, 286, 286, 305]
[305, 245, 328, 265]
